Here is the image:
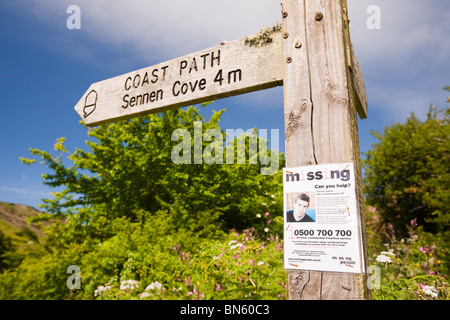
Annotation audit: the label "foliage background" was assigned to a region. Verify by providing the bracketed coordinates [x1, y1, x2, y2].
[0, 95, 448, 300]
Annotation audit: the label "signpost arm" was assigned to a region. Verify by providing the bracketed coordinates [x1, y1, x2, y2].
[281, 0, 369, 299]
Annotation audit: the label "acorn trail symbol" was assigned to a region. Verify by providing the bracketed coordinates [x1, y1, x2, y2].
[83, 90, 98, 118]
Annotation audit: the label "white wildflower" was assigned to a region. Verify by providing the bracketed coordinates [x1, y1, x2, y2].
[145, 281, 163, 291]
[257, 261, 264, 266]
[94, 284, 112, 297]
[376, 254, 392, 263]
[421, 285, 439, 298]
[230, 243, 243, 250]
[256, 214, 262, 218]
[228, 240, 237, 246]
[380, 251, 395, 256]
[120, 280, 140, 291]
[264, 227, 269, 233]
[139, 292, 152, 299]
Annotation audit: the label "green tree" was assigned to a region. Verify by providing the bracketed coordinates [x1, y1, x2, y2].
[22, 105, 283, 243]
[4, 104, 284, 300]
[363, 98, 449, 237]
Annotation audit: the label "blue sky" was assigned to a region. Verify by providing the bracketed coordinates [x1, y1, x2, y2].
[0, 0, 448, 208]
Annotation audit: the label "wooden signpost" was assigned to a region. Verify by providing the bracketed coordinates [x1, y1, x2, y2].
[281, 0, 368, 299]
[75, 34, 283, 127]
[74, 0, 369, 300]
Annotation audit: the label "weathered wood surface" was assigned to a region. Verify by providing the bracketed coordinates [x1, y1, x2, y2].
[350, 41, 368, 119]
[74, 33, 283, 126]
[281, 0, 369, 300]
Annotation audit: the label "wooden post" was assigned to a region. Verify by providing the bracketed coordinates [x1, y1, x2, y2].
[281, 0, 369, 299]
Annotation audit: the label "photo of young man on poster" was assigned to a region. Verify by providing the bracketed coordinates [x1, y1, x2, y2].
[286, 192, 315, 222]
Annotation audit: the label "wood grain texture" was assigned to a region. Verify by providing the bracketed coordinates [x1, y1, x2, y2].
[350, 41, 368, 119]
[282, 0, 369, 300]
[75, 34, 283, 126]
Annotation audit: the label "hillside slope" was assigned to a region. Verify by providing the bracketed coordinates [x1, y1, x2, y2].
[0, 201, 46, 256]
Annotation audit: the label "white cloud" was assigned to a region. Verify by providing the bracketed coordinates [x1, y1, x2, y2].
[347, 0, 449, 121]
[366, 84, 432, 121]
[348, 0, 450, 67]
[28, 0, 281, 62]
[0, 185, 49, 198]
[21, 0, 449, 120]
[24, 0, 449, 71]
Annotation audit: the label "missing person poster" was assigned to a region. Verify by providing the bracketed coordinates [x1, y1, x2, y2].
[283, 162, 365, 274]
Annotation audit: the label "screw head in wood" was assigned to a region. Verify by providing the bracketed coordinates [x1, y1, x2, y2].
[286, 57, 292, 63]
[282, 11, 288, 18]
[315, 12, 323, 21]
[294, 40, 302, 48]
[283, 32, 289, 39]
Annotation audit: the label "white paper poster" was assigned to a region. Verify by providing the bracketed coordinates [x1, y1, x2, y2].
[283, 163, 365, 274]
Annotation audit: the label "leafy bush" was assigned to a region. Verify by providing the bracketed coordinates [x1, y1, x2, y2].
[90, 213, 287, 300]
[1, 97, 448, 300]
[367, 209, 449, 300]
[363, 105, 449, 237]
[1, 211, 286, 300]
[0, 230, 23, 272]
[21, 105, 284, 242]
